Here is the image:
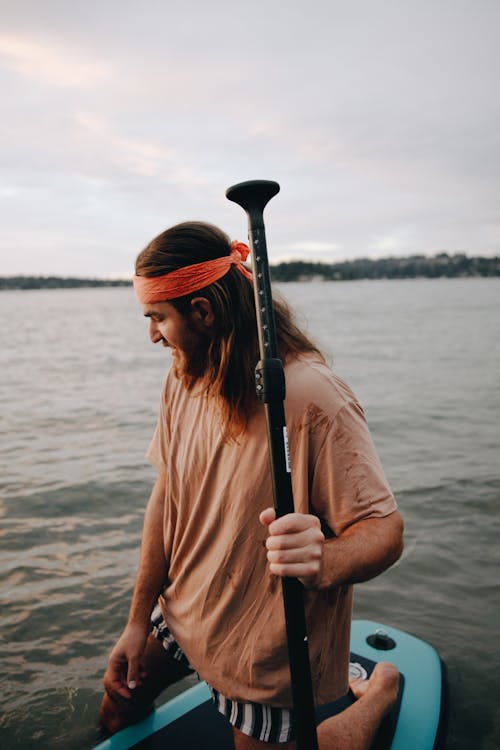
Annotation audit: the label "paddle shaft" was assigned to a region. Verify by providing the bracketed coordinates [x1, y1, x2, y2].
[226, 181, 319, 750]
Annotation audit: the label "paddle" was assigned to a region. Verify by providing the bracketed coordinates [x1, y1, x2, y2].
[226, 180, 319, 750]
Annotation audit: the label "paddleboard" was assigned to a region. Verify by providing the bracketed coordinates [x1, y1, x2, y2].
[94, 619, 447, 750]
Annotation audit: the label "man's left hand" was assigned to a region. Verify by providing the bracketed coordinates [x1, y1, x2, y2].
[259, 508, 325, 589]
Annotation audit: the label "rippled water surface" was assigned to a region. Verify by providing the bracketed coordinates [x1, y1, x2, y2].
[1, 279, 499, 749]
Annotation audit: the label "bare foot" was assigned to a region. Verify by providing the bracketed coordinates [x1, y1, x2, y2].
[99, 690, 154, 735]
[349, 662, 399, 716]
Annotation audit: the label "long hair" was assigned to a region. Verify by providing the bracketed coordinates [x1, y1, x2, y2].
[135, 221, 325, 436]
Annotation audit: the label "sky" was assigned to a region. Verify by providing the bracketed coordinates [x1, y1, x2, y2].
[1, 0, 499, 276]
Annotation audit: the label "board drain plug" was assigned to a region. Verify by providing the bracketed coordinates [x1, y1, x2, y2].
[366, 628, 396, 650]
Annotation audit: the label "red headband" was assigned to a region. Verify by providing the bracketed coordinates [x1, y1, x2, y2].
[133, 241, 252, 303]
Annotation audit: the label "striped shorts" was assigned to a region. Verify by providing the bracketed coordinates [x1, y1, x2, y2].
[151, 604, 295, 743]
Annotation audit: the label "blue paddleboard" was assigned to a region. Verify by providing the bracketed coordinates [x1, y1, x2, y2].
[94, 620, 447, 750]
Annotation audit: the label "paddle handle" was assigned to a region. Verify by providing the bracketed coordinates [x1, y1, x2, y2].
[226, 180, 280, 360]
[226, 180, 319, 750]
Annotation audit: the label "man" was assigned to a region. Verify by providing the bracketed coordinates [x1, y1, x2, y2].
[100, 221, 404, 749]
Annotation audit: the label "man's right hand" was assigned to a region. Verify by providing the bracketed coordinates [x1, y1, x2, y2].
[103, 623, 149, 701]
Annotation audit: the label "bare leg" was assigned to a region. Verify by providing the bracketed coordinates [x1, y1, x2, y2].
[231, 662, 399, 750]
[317, 662, 399, 750]
[99, 633, 194, 735]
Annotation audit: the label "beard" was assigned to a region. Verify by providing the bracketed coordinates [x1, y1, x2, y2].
[171, 334, 211, 387]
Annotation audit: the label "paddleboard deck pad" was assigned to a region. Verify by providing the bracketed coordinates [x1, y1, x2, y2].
[94, 620, 447, 750]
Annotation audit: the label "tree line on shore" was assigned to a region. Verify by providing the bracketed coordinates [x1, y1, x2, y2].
[270, 252, 500, 281]
[0, 276, 131, 290]
[1, 253, 499, 290]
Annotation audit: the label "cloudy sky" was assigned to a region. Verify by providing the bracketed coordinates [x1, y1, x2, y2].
[1, 0, 499, 276]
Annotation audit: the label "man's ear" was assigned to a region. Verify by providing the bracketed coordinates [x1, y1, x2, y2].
[189, 297, 215, 331]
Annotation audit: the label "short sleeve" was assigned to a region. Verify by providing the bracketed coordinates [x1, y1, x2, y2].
[311, 400, 397, 535]
[146, 376, 172, 470]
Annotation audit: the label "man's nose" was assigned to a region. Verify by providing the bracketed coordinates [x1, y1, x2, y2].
[149, 319, 162, 343]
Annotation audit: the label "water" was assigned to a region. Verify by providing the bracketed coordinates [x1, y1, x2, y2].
[1, 279, 499, 749]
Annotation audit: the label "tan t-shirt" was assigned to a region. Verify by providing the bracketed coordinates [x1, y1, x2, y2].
[147, 354, 397, 707]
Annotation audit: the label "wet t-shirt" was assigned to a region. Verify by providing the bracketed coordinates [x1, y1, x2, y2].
[147, 355, 397, 707]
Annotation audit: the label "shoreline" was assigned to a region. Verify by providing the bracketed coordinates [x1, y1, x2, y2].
[2, 252, 499, 291]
